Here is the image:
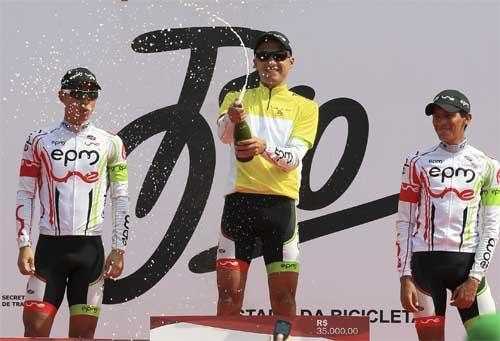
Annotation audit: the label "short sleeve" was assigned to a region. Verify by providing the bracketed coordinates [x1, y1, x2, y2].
[291, 99, 319, 149]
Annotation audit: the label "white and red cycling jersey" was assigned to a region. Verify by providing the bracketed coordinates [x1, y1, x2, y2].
[396, 140, 500, 280]
[16, 121, 129, 250]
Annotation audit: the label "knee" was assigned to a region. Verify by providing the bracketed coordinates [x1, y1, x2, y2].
[270, 289, 296, 315]
[23, 306, 56, 337]
[270, 290, 295, 306]
[68, 313, 98, 339]
[217, 292, 244, 316]
[218, 287, 244, 306]
[24, 318, 49, 337]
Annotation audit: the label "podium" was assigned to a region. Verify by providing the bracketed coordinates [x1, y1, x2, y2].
[151, 315, 370, 340]
[0, 315, 369, 340]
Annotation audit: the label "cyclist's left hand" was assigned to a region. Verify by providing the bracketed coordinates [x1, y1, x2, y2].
[451, 277, 480, 309]
[104, 249, 124, 279]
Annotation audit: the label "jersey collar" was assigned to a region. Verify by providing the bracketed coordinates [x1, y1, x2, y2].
[439, 138, 467, 153]
[61, 120, 91, 133]
[258, 82, 289, 95]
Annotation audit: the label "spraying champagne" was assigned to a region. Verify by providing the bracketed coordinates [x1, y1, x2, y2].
[232, 101, 253, 162]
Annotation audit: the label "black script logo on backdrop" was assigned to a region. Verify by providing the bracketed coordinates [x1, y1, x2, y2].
[103, 27, 398, 304]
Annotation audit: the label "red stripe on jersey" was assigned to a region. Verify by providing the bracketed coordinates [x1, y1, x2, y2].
[32, 133, 47, 164]
[411, 163, 421, 185]
[420, 172, 431, 245]
[16, 205, 25, 238]
[428, 187, 475, 201]
[23, 300, 57, 316]
[51, 170, 99, 183]
[399, 183, 420, 203]
[216, 258, 249, 273]
[19, 159, 40, 177]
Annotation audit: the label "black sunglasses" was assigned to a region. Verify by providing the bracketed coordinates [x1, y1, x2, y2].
[64, 89, 99, 100]
[255, 50, 290, 62]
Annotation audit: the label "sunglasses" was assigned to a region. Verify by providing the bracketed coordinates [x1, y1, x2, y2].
[63, 89, 99, 100]
[255, 50, 290, 62]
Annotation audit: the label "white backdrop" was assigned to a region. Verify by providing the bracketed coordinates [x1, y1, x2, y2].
[1, 1, 499, 340]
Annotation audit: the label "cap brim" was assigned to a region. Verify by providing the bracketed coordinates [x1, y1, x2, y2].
[425, 102, 462, 116]
[61, 82, 101, 90]
[82, 81, 101, 90]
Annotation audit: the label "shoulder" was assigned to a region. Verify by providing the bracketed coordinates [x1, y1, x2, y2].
[90, 126, 122, 141]
[88, 127, 125, 155]
[405, 144, 440, 161]
[464, 146, 500, 173]
[466, 145, 497, 161]
[26, 124, 60, 142]
[467, 146, 500, 185]
[287, 91, 318, 110]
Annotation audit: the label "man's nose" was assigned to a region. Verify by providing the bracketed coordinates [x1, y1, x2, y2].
[264, 57, 278, 65]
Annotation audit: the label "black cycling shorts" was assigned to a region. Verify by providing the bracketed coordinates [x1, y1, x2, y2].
[411, 251, 495, 325]
[216, 192, 299, 274]
[24, 234, 105, 317]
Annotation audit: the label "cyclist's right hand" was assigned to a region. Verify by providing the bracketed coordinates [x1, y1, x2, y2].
[227, 102, 246, 124]
[400, 275, 420, 312]
[18, 246, 35, 275]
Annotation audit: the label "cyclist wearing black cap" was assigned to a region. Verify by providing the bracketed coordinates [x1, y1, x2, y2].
[216, 31, 319, 316]
[396, 90, 499, 341]
[15, 67, 130, 338]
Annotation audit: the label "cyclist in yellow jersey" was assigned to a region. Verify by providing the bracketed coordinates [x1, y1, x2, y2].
[216, 31, 319, 316]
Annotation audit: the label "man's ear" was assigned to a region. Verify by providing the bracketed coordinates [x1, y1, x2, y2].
[464, 112, 472, 127]
[289, 56, 295, 66]
[466, 113, 472, 123]
[58, 90, 67, 104]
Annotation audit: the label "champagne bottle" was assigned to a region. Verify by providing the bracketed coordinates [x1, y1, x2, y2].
[232, 102, 253, 162]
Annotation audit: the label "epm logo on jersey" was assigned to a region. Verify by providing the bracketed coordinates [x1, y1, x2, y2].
[428, 166, 476, 183]
[51, 149, 100, 167]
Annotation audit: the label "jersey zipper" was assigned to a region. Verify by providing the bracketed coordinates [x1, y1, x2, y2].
[55, 187, 61, 235]
[85, 189, 93, 235]
[431, 204, 436, 250]
[72, 133, 77, 235]
[266, 88, 272, 112]
[459, 207, 468, 251]
[448, 153, 455, 251]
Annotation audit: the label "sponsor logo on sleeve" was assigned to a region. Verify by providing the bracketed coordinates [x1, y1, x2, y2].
[480, 238, 496, 269]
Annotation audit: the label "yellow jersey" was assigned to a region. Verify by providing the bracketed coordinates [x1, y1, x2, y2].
[218, 83, 319, 200]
